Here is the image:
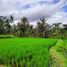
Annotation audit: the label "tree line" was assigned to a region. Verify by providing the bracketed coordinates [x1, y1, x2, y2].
[0, 15, 67, 38]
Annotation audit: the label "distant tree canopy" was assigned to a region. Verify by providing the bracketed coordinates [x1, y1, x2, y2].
[0, 15, 67, 38]
[0, 15, 13, 34]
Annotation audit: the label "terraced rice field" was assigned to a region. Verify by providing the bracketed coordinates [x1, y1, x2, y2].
[0, 38, 57, 67]
[0, 38, 67, 67]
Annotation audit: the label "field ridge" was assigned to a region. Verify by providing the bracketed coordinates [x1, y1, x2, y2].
[49, 39, 67, 67]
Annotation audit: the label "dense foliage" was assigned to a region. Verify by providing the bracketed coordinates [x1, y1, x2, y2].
[0, 16, 67, 38]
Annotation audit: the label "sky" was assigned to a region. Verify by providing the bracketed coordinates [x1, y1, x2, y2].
[0, 0, 67, 25]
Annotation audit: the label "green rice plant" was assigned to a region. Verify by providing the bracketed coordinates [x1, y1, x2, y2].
[55, 39, 67, 56]
[0, 38, 57, 67]
[50, 39, 67, 67]
[55, 39, 65, 52]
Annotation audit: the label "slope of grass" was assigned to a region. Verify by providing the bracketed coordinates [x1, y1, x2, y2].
[50, 47, 67, 67]
[56, 39, 67, 58]
[0, 38, 57, 67]
[50, 39, 67, 67]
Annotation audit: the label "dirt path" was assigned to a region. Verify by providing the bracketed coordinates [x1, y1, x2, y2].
[49, 47, 67, 67]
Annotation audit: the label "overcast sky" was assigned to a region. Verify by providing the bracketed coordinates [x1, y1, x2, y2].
[0, 0, 67, 25]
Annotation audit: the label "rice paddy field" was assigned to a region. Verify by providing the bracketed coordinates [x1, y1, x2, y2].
[0, 38, 57, 67]
[64, 39, 67, 44]
[0, 38, 67, 67]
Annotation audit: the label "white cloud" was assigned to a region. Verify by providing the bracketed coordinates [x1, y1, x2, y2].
[46, 11, 67, 24]
[0, 0, 67, 25]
